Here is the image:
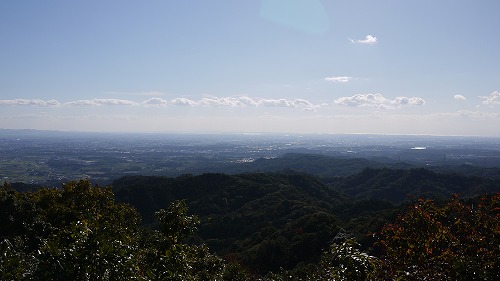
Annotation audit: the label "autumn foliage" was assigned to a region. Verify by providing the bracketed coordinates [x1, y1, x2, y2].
[377, 193, 500, 280]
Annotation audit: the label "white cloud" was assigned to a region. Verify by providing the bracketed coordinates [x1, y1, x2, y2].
[45, 100, 60, 106]
[349, 35, 377, 45]
[170, 97, 198, 106]
[292, 99, 314, 107]
[142, 97, 168, 107]
[258, 98, 293, 107]
[0, 99, 60, 106]
[324, 76, 352, 83]
[334, 93, 388, 107]
[1, 95, 320, 111]
[64, 100, 95, 106]
[393, 96, 425, 106]
[238, 96, 259, 107]
[198, 97, 242, 107]
[479, 91, 500, 105]
[257, 98, 318, 111]
[195, 96, 260, 107]
[192, 96, 319, 110]
[334, 93, 425, 109]
[94, 99, 139, 106]
[453, 94, 467, 101]
[199, 97, 220, 106]
[168, 96, 319, 110]
[65, 99, 139, 106]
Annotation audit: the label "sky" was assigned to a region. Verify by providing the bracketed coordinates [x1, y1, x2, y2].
[1, 0, 499, 136]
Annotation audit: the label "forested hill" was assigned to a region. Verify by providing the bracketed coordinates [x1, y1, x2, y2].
[335, 167, 500, 203]
[113, 172, 345, 224]
[113, 172, 348, 271]
[112, 168, 500, 222]
[111, 169, 500, 272]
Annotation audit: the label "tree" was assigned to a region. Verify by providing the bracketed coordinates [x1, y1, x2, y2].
[377, 194, 500, 280]
[1, 180, 143, 280]
[313, 238, 380, 281]
[32, 180, 142, 280]
[137, 200, 226, 281]
[1, 181, 242, 280]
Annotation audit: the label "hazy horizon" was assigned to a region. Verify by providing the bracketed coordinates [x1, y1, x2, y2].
[1, 1, 499, 136]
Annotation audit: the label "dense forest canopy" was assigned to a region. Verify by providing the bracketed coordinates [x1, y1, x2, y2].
[2, 165, 499, 280]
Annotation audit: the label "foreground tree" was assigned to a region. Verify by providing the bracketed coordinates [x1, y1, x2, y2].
[310, 238, 380, 281]
[1, 180, 142, 280]
[377, 193, 500, 280]
[0, 181, 231, 281]
[138, 200, 226, 281]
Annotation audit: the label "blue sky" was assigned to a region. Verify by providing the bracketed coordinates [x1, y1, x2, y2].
[1, 0, 499, 135]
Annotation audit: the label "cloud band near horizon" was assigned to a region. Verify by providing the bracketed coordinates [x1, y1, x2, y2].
[0, 93, 429, 111]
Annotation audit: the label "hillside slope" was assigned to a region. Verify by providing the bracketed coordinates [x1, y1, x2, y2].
[112, 168, 500, 272]
[113, 172, 350, 272]
[335, 167, 500, 203]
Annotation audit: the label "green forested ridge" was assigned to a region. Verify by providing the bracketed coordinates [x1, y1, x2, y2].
[2, 165, 500, 280]
[112, 172, 349, 272]
[335, 167, 499, 203]
[111, 168, 500, 274]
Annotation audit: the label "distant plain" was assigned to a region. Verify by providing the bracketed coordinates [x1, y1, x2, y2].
[2, 129, 499, 185]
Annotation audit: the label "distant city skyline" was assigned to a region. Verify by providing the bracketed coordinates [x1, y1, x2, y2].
[1, 1, 499, 136]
